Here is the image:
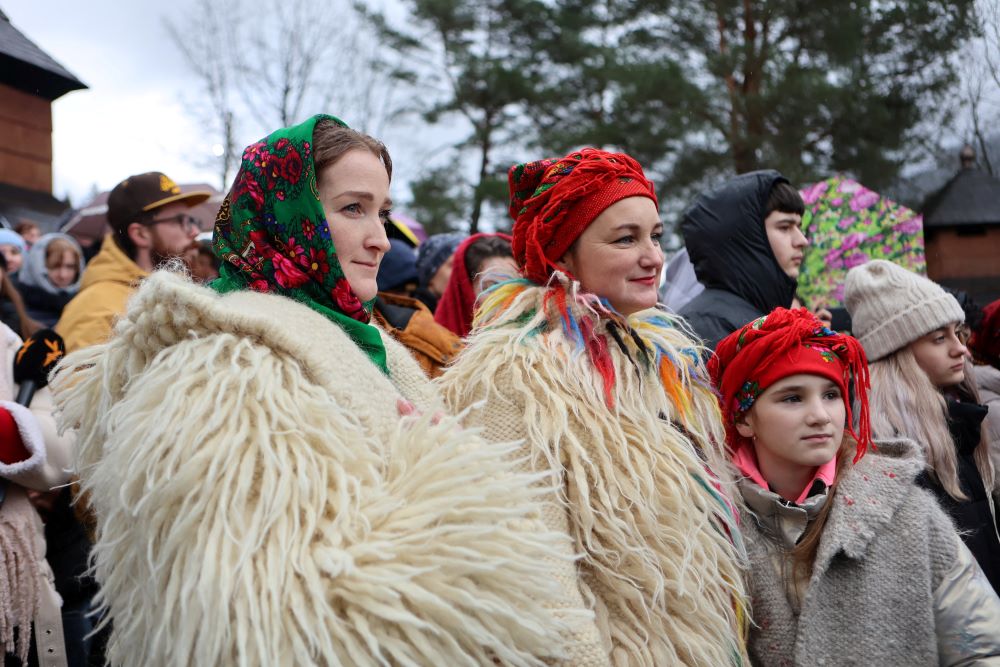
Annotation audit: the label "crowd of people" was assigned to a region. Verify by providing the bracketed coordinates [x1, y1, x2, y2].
[0, 112, 996, 666]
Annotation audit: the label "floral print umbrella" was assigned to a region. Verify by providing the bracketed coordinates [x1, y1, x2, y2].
[797, 175, 926, 307]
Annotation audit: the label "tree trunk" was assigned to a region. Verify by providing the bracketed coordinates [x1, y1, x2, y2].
[469, 118, 493, 234]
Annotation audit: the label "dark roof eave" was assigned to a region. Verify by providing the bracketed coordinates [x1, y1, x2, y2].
[0, 54, 87, 100]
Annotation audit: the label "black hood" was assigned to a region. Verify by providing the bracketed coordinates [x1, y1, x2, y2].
[680, 169, 797, 314]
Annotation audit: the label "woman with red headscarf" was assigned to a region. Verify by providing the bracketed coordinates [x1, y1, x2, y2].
[710, 307, 1000, 666]
[433, 232, 515, 337]
[438, 149, 749, 666]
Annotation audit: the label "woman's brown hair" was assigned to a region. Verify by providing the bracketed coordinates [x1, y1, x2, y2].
[45, 237, 82, 281]
[312, 119, 392, 181]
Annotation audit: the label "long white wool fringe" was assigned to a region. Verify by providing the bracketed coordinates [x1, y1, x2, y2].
[53, 326, 573, 666]
[439, 282, 750, 666]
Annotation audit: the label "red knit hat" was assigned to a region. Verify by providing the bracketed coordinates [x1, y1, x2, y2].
[970, 298, 1000, 366]
[708, 308, 873, 463]
[433, 233, 513, 337]
[508, 148, 658, 284]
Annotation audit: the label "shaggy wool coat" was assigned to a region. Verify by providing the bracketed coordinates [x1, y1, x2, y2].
[740, 438, 1000, 667]
[51, 271, 577, 667]
[438, 279, 749, 667]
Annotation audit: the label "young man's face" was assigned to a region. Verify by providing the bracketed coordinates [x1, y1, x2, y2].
[764, 210, 808, 279]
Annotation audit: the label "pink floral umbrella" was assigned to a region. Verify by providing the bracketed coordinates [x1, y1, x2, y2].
[797, 175, 926, 307]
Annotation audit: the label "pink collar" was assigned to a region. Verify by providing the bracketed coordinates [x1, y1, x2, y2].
[733, 444, 837, 504]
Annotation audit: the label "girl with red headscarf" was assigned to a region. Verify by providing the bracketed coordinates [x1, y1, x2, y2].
[710, 307, 1000, 666]
[433, 232, 515, 337]
[438, 149, 749, 666]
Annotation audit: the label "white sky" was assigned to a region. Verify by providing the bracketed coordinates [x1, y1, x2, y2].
[4, 0, 457, 210]
[5, 0, 228, 204]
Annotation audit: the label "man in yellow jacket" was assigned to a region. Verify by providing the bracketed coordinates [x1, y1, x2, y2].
[56, 172, 210, 353]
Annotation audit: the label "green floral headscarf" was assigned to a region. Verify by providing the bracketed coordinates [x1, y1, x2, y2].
[211, 114, 389, 374]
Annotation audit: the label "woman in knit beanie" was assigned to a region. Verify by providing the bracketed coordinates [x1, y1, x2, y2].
[710, 307, 1000, 665]
[438, 148, 750, 666]
[413, 231, 464, 311]
[50, 115, 572, 666]
[845, 259, 1000, 594]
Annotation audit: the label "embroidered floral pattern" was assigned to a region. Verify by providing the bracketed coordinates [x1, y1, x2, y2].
[210, 114, 389, 375]
[798, 175, 926, 307]
[213, 115, 375, 324]
[734, 380, 762, 415]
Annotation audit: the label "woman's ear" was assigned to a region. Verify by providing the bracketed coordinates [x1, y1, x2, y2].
[734, 415, 754, 440]
[555, 242, 577, 275]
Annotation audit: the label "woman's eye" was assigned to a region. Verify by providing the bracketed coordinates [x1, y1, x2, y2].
[379, 209, 392, 222]
[651, 232, 663, 242]
[614, 235, 635, 245]
[824, 391, 841, 400]
[343, 203, 362, 215]
[781, 395, 801, 403]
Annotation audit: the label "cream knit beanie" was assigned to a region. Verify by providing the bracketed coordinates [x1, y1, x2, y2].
[844, 259, 964, 362]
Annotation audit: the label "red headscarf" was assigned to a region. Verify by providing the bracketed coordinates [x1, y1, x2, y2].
[433, 233, 513, 337]
[507, 148, 658, 284]
[970, 298, 1000, 366]
[708, 308, 873, 464]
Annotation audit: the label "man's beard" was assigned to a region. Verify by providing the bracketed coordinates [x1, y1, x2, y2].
[151, 242, 194, 269]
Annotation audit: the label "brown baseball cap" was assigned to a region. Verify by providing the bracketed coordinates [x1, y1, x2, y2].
[107, 172, 212, 232]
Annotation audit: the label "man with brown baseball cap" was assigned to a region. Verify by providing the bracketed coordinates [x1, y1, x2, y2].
[56, 172, 211, 352]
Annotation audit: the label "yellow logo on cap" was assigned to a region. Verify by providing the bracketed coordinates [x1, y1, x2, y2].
[160, 175, 181, 195]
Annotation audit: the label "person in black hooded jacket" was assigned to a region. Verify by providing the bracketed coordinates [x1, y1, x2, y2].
[679, 170, 807, 349]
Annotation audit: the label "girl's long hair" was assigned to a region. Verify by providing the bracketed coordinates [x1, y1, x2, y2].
[869, 347, 996, 499]
[789, 436, 854, 581]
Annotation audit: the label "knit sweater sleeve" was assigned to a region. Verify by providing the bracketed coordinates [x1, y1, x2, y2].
[926, 492, 1000, 666]
[455, 368, 610, 667]
[53, 332, 572, 667]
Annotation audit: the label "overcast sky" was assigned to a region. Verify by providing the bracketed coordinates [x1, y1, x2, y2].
[5, 0, 228, 204]
[5, 0, 448, 210]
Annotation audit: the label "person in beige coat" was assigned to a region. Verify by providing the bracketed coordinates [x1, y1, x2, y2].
[51, 115, 573, 667]
[438, 149, 750, 666]
[0, 324, 73, 667]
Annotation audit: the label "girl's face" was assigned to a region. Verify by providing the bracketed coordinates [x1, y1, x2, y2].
[558, 196, 664, 316]
[909, 323, 968, 389]
[737, 373, 846, 479]
[0, 244, 23, 273]
[47, 249, 79, 288]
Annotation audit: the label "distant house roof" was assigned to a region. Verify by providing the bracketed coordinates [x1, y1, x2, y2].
[922, 148, 1000, 228]
[0, 181, 71, 232]
[0, 8, 86, 100]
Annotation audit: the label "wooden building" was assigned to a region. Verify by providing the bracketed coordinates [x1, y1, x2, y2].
[922, 146, 1000, 305]
[0, 8, 86, 231]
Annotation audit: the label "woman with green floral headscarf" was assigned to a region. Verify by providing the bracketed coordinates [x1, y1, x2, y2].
[51, 115, 572, 667]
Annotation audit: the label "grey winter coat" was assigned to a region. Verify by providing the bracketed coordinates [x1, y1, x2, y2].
[740, 438, 1000, 667]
